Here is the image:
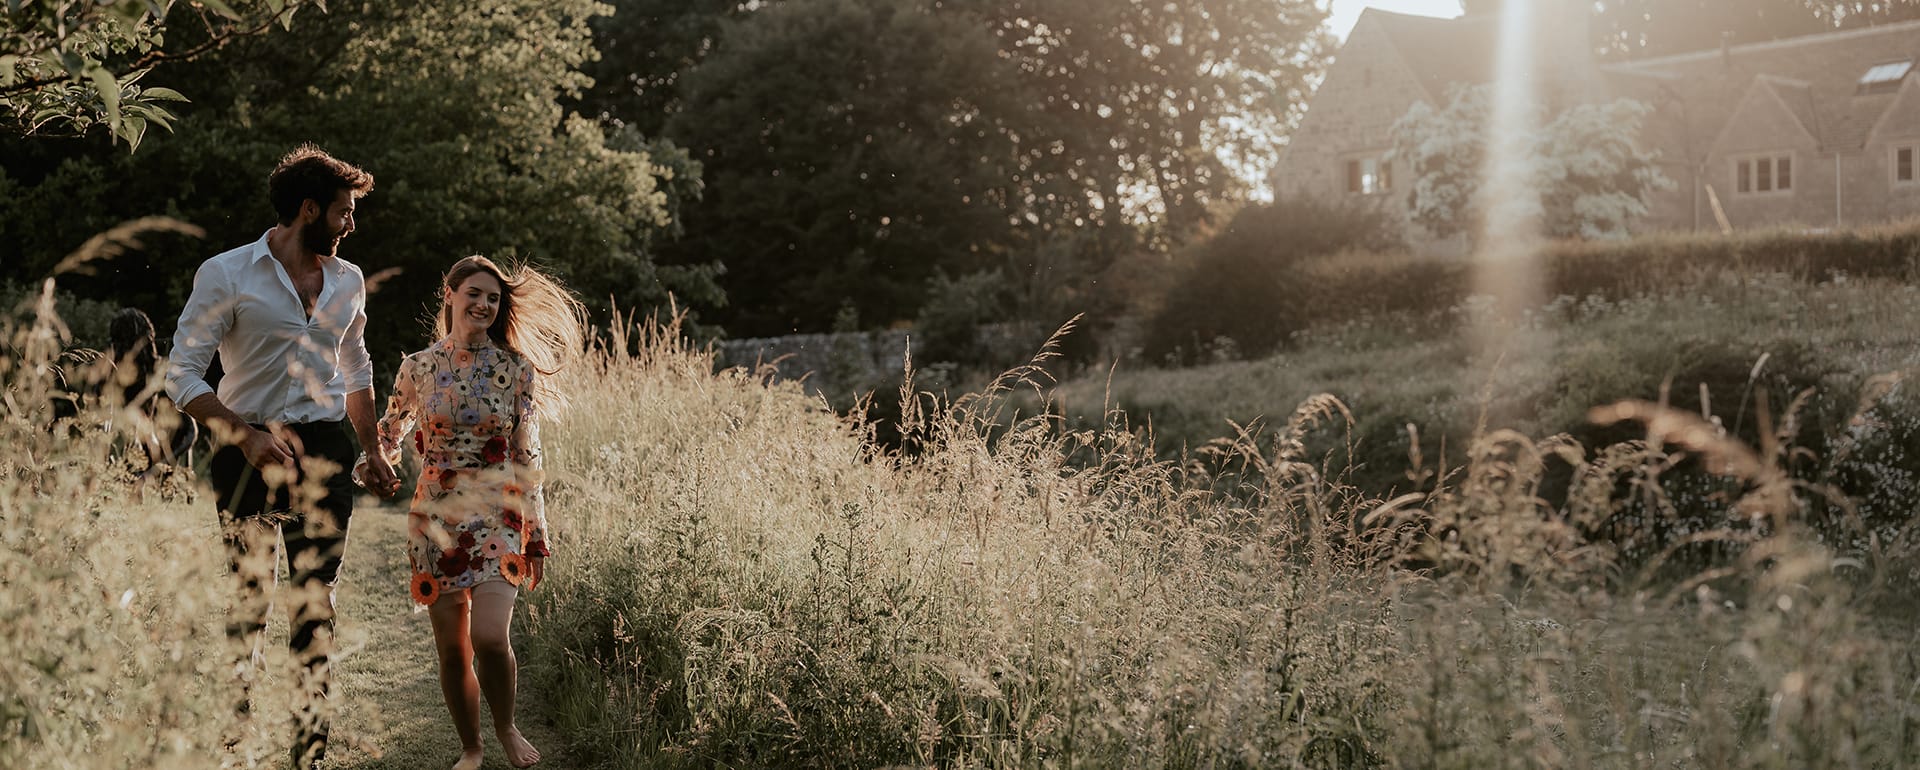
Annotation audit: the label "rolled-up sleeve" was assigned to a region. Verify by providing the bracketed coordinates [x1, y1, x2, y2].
[165, 260, 231, 407]
[340, 279, 373, 393]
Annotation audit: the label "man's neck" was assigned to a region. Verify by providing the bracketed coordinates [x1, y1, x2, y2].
[266, 225, 324, 274]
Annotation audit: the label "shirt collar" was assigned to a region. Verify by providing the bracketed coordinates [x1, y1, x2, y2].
[247, 230, 275, 264]
[248, 227, 349, 274]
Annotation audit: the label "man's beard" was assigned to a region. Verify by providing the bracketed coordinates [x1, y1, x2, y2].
[301, 219, 345, 257]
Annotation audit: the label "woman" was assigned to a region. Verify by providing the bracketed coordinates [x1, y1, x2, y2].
[363, 255, 585, 770]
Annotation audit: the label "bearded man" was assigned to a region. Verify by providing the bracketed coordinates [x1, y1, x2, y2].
[165, 143, 399, 769]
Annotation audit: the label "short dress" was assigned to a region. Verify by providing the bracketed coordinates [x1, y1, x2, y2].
[376, 337, 550, 608]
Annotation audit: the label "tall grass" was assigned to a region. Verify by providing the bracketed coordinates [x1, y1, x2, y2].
[528, 308, 1920, 767]
[7, 238, 1920, 768]
[0, 279, 315, 769]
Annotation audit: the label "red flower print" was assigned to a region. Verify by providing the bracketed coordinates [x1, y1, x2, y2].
[438, 547, 473, 576]
[441, 469, 459, 489]
[414, 430, 425, 454]
[458, 531, 477, 550]
[410, 572, 440, 605]
[482, 436, 509, 465]
[503, 508, 524, 532]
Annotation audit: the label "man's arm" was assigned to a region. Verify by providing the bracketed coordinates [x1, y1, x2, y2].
[346, 387, 399, 495]
[340, 274, 398, 495]
[166, 258, 292, 469]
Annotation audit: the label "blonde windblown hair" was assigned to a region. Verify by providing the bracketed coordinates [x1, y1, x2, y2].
[434, 255, 587, 415]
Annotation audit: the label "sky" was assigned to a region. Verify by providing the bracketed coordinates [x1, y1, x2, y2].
[1327, 0, 1463, 40]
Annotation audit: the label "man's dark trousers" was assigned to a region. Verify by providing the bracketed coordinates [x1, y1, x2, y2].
[209, 419, 355, 770]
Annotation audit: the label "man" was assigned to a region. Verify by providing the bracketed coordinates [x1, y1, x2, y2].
[165, 144, 400, 769]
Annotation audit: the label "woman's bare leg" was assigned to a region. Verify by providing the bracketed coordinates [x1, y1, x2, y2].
[428, 591, 485, 770]
[471, 581, 539, 767]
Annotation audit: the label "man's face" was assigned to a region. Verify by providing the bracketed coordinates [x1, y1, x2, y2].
[300, 189, 358, 258]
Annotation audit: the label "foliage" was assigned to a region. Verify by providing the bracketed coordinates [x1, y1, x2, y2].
[1142, 197, 1399, 365]
[0, 0, 309, 149]
[571, 0, 760, 138]
[1391, 85, 1672, 241]
[0, 0, 712, 371]
[661, 0, 1022, 335]
[628, 0, 1331, 335]
[1593, 0, 1920, 59]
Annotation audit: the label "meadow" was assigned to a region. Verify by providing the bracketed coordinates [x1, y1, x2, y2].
[5, 243, 1920, 769]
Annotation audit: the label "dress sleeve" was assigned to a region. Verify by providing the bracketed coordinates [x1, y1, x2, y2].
[512, 359, 550, 557]
[376, 354, 422, 467]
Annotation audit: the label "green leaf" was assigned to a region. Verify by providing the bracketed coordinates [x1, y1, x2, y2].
[141, 86, 190, 102]
[0, 55, 19, 88]
[196, 0, 241, 20]
[128, 102, 176, 132]
[88, 66, 122, 132]
[123, 116, 149, 153]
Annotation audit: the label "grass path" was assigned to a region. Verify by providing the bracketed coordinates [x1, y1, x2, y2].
[321, 498, 574, 770]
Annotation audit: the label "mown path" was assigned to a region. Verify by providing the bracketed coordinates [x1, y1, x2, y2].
[322, 498, 573, 770]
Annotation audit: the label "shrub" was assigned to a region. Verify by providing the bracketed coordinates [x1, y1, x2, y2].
[1143, 198, 1401, 365]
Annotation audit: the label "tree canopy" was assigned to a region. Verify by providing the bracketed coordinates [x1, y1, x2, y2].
[611, 0, 1330, 336]
[1, 0, 708, 369]
[1593, 0, 1920, 59]
[1, 1, 312, 149]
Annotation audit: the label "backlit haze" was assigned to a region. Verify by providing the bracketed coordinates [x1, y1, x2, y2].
[1328, 0, 1462, 39]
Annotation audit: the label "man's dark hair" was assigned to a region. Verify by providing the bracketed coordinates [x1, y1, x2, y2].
[268, 144, 374, 224]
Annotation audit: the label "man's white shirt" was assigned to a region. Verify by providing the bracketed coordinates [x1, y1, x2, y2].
[165, 230, 374, 425]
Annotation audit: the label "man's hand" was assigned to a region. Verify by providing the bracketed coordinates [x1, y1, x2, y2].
[240, 426, 296, 469]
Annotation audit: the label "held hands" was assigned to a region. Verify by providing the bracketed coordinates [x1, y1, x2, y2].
[352, 452, 404, 498]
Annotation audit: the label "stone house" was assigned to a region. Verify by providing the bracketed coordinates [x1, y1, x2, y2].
[1271, 5, 1920, 235]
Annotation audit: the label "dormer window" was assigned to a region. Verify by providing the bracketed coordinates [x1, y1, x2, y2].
[1859, 60, 1913, 94]
[1345, 155, 1391, 196]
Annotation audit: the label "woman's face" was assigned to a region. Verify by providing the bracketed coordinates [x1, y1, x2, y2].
[448, 270, 504, 339]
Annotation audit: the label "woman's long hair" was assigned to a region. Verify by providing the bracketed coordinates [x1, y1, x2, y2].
[434, 255, 587, 415]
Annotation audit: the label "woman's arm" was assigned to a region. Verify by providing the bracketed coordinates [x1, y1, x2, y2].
[375, 355, 422, 470]
[511, 362, 550, 560]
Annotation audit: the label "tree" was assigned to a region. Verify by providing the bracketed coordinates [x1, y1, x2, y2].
[1592, 0, 1920, 60]
[663, 0, 1022, 335]
[961, 0, 1331, 241]
[1391, 85, 1672, 241]
[572, 0, 766, 138]
[1, 1, 312, 149]
[1, 0, 713, 368]
[655, 0, 1331, 336]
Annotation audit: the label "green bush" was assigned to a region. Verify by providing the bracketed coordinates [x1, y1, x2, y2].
[1144, 220, 1920, 369]
[1143, 198, 1401, 365]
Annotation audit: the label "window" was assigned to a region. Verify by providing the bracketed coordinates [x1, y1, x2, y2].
[1897, 145, 1916, 186]
[1859, 60, 1914, 94]
[1345, 156, 1391, 195]
[1734, 154, 1793, 195]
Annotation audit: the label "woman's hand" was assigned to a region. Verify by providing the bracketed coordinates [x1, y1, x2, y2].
[527, 556, 544, 591]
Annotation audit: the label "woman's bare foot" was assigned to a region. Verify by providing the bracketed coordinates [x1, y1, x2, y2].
[450, 747, 484, 770]
[499, 725, 541, 768]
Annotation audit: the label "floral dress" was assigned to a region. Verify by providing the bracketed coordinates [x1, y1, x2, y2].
[377, 337, 549, 608]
